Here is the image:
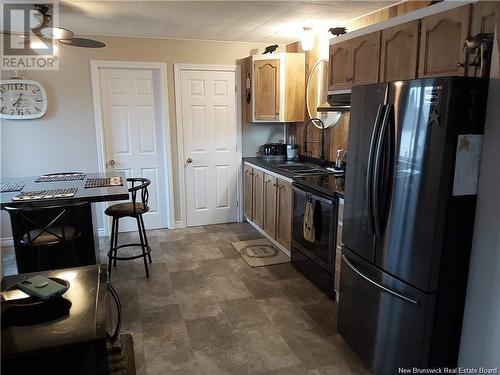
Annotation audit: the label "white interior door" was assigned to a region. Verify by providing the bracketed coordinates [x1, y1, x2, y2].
[179, 69, 238, 226]
[99, 68, 167, 231]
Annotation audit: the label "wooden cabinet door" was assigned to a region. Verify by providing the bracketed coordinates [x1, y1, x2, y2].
[469, 2, 499, 77]
[419, 5, 471, 78]
[380, 21, 419, 82]
[351, 32, 381, 86]
[244, 165, 253, 220]
[263, 174, 277, 238]
[276, 179, 292, 250]
[254, 59, 280, 121]
[252, 170, 264, 227]
[328, 41, 353, 91]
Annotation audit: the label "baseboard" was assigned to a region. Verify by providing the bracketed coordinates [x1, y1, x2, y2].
[0, 237, 14, 247]
[245, 218, 291, 257]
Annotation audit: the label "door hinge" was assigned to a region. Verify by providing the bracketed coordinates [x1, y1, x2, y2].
[236, 200, 239, 207]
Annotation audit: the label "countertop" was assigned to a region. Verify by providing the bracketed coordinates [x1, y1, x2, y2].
[243, 157, 344, 198]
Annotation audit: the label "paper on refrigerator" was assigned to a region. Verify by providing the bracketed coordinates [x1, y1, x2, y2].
[453, 134, 483, 196]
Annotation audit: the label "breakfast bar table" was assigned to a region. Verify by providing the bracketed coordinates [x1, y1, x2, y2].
[0, 172, 129, 273]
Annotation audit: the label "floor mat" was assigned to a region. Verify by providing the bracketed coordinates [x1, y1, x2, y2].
[231, 238, 289, 267]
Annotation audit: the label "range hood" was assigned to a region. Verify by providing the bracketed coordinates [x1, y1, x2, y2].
[317, 92, 351, 112]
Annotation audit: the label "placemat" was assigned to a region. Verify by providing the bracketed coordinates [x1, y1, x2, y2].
[12, 188, 78, 201]
[85, 177, 123, 188]
[1, 182, 25, 193]
[35, 173, 86, 183]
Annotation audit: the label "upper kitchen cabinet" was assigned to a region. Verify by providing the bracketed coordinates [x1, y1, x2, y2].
[418, 5, 471, 78]
[380, 20, 420, 82]
[245, 53, 305, 123]
[351, 32, 381, 86]
[328, 32, 381, 91]
[471, 1, 499, 35]
[329, 41, 352, 91]
[468, 1, 499, 77]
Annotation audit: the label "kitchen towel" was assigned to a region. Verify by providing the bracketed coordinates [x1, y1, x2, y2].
[303, 200, 315, 243]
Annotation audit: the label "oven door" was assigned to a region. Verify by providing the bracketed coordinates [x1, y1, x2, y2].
[292, 185, 335, 273]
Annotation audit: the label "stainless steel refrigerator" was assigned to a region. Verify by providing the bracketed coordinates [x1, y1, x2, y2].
[338, 77, 488, 374]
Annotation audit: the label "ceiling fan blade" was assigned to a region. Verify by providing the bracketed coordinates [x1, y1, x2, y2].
[59, 37, 105, 48]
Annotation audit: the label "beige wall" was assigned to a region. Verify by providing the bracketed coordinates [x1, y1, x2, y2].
[1, 35, 284, 235]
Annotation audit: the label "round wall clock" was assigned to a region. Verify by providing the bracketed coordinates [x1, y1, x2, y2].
[0, 80, 48, 120]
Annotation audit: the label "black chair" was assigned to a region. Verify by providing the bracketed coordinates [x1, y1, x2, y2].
[105, 178, 152, 278]
[4, 201, 88, 272]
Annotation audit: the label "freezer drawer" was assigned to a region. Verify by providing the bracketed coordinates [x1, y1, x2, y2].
[338, 248, 435, 374]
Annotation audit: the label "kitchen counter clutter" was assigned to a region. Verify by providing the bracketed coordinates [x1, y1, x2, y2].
[243, 157, 345, 198]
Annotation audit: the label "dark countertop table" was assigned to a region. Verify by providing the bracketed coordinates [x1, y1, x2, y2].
[243, 157, 344, 198]
[1, 265, 109, 374]
[0, 172, 129, 208]
[1, 172, 130, 273]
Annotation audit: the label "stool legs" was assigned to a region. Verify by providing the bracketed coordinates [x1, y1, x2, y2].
[136, 216, 150, 278]
[139, 215, 152, 264]
[107, 215, 151, 279]
[107, 217, 116, 277]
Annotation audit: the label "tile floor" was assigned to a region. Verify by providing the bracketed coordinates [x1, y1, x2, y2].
[1, 222, 370, 375]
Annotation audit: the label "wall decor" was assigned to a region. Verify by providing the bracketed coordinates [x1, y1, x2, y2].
[0, 80, 47, 119]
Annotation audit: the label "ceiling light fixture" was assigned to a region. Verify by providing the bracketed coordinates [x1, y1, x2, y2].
[40, 27, 74, 40]
[301, 26, 315, 51]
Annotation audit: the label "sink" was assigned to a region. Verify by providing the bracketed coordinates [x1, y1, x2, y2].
[293, 169, 333, 176]
[276, 163, 315, 171]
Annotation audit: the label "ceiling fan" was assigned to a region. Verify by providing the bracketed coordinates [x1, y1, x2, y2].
[8, 4, 105, 48]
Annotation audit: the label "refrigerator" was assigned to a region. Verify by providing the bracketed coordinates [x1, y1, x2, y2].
[338, 77, 488, 374]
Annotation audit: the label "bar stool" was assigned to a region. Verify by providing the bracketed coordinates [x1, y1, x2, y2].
[4, 202, 87, 272]
[105, 178, 152, 278]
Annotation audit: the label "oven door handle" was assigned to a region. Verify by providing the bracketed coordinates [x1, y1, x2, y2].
[292, 186, 333, 205]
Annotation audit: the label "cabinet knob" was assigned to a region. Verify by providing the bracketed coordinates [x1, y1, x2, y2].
[345, 76, 353, 82]
[186, 157, 193, 164]
[107, 159, 116, 166]
[457, 62, 466, 68]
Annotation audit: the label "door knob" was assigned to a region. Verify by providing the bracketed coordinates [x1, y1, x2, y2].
[186, 157, 193, 164]
[107, 159, 116, 166]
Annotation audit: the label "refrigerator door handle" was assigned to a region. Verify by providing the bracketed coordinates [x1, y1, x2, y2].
[342, 254, 419, 305]
[373, 104, 393, 238]
[366, 105, 385, 236]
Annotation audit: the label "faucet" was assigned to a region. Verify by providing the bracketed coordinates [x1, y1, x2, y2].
[303, 117, 326, 161]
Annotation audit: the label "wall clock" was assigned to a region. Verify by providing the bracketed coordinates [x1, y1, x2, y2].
[0, 80, 48, 119]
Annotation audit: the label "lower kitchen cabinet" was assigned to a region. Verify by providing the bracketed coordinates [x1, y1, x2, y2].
[243, 163, 293, 251]
[244, 165, 253, 219]
[252, 170, 264, 228]
[263, 174, 277, 238]
[276, 178, 292, 250]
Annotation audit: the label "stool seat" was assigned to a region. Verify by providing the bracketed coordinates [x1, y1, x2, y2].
[105, 202, 149, 218]
[22, 226, 78, 245]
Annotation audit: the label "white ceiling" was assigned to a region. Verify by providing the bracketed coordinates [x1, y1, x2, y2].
[59, 1, 398, 44]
